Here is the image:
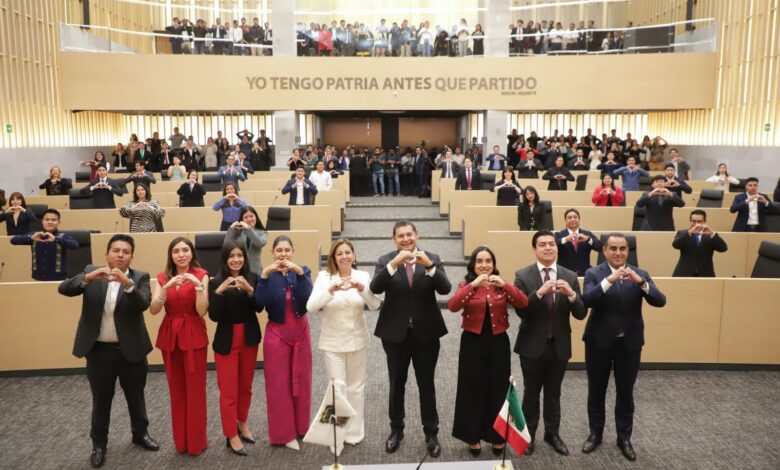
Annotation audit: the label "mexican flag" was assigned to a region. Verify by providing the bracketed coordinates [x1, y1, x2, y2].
[493, 384, 531, 456]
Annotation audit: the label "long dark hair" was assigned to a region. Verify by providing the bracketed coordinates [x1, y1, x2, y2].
[219, 243, 252, 280]
[521, 185, 540, 207]
[239, 205, 266, 230]
[600, 174, 616, 190]
[8, 191, 27, 208]
[221, 182, 239, 208]
[133, 183, 151, 202]
[464, 245, 499, 283]
[164, 236, 201, 279]
[501, 167, 518, 183]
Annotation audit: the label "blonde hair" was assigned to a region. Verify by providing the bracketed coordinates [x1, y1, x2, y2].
[326, 238, 358, 275]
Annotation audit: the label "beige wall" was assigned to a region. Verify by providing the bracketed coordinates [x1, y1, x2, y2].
[398, 118, 459, 149]
[322, 118, 382, 149]
[60, 53, 718, 111]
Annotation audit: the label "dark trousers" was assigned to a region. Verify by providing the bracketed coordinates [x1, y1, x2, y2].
[86, 342, 149, 447]
[585, 339, 642, 440]
[452, 331, 509, 444]
[519, 339, 567, 438]
[382, 333, 440, 436]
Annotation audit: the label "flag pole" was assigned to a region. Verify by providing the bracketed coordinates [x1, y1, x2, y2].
[494, 376, 515, 470]
[328, 379, 345, 470]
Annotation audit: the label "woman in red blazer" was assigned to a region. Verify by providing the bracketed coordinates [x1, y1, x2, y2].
[591, 173, 625, 206]
[447, 246, 528, 456]
[150, 237, 210, 456]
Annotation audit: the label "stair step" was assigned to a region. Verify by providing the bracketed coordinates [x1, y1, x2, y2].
[346, 216, 444, 222]
[340, 235, 460, 241]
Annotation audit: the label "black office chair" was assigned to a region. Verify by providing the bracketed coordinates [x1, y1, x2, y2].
[574, 173, 588, 191]
[638, 176, 653, 192]
[596, 233, 639, 266]
[75, 171, 92, 183]
[750, 241, 780, 278]
[729, 178, 747, 193]
[68, 188, 94, 210]
[540, 200, 554, 230]
[26, 204, 48, 232]
[202, 173, 223, 192]
[631, 206, 646, 231]
[154, 217, 165, 232]
[697, 189, 724, 208]
[160, 171, 170, 181]
[61, 230, 95, 277]
[194, 232, 226, 276]
[266, 206, 291, 231]
[765, 203, 780, 232]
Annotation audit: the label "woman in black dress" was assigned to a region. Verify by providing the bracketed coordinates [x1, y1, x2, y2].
[39, 166, 72, 195]
[177, 170, 206, 207]
[517, 186, 546, 230]
[492, 167, 523, 206]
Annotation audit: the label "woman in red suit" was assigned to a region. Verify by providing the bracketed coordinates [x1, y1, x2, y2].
[208, 243, 261, 456]
[591, 173, 625, 206]
[150, 237, 210, 455]
[447, 246, 528, 456]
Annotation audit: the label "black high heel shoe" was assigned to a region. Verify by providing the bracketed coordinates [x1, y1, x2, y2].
[237, 424, 256, 444]
[226, 437, 248, 456]
[492, 444, 505, 456]
[469, 444, 482, 456]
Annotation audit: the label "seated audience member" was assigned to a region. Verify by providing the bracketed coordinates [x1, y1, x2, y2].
[705, 163, 740, 192]
[612, 156, 649, 191]
[775, 177, 780, 202]
[588, 149, 603, 170]
[287, 148, 306, 170]
[213, 182, 248, 231]
[80, 151, 111, 180]
[124, 161, 157, 189]
[308, 160, 333, 191]
[672, 209, 728, 277]
[177, 170, 206, 207]
[591, 174, 625, 207]
[668, 148, 691, 181]
[730, 177, 778, 232]
[492, 167, 523, 206]
[282, 166, 318, 206]
[112, 143, 130, 170]
[11, 209, 79, 280]
[39, 166, 73, 195]
[80, 164, 123, 209]
[223, 206, 268, 273]
[596, 152, 622, 177]
[1, 192, 38, 235]
[516, 153, 544, 179]
[454, 158, 482, 191]
[325, 158, 342, 178]
[636, 175, 685, 231]
[158, 141, 175, 171]
[167, 156, 188, 181]
[663, 163, 692, 199]
[487, 145, 507, 170]
[181, 139, 201, 171]
[119, 184, 165, 233]
[133, 142, 153, 169]
[517, 186, 546, 231]
[438, 150, 460, 179]
[567, 149, 590, 170]
[237, 151, 255, 177]
[543, 156, 575, 190]
[555, 208, 603, 276]
[219, 154, 247, 190]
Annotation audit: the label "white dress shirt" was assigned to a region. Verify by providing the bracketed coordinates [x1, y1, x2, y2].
[308, 170, 333, 191]
[747, 197, 760, 225]
[295, 179, 305, 205]
[97, 269, 133, 343]
[535, 262, 577, 303]
[306, 269, 381, 352]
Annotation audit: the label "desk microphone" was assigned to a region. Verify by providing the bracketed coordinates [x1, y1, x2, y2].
[0, 261, 5, 279]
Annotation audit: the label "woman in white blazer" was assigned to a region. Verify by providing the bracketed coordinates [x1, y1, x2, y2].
[306, 239, 381, 447]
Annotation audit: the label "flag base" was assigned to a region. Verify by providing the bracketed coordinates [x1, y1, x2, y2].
[328, 465, 346, 470]
[492, 464, 512, 470]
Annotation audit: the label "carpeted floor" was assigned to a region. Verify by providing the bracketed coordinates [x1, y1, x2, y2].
[1, 307, 778, 470]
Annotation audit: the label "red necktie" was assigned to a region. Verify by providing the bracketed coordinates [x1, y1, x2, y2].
[406, 263, 414, 288]
[467, 169, 472, 189]
[572, 233, 579, 252]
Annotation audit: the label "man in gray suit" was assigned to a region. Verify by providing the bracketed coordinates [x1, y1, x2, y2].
[513, 229, 587, 456]
[59, 234, 158, 468]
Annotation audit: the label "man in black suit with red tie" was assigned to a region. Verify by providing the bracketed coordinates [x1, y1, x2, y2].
[672, 209, 728, 277]
[555, 208, 603, 276]
[514, 230, 587, 456]
[370, 220, 451, 458]
[581, 233, 666, 461]
[58, 235, 158, 468]
[79, 165, 124, 209]
[438, 150, 460, 179]
[454, 158, 482, 190]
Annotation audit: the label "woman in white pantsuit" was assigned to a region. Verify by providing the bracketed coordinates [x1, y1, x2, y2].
[307, 239, 380, 446]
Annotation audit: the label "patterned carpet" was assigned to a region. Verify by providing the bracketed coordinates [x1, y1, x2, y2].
[1, 309, 778, 470]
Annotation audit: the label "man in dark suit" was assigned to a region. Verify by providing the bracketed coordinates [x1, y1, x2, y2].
[730, 177, 778, 232]
[437, 150, 460, 179]
[514, 230, 587, 456]
[370, 220, 451, 458]
[80, 165, 124, 209]
[124, 161, 157, 190]
[663, 163, 692, 199]
[636, 175, 685, 231]
[281, 166, 318, 205]
[581, 233, 667, 461]
[486, 145, 507, 171]
[454, 158, 482, 191]
[58, 234, 158, 468]
[672, 210, 728, 277]
[555, 208, 603, 276]
[134, 142, 152, 168]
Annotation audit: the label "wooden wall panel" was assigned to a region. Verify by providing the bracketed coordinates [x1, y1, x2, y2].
[508, 112, 648, 140]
